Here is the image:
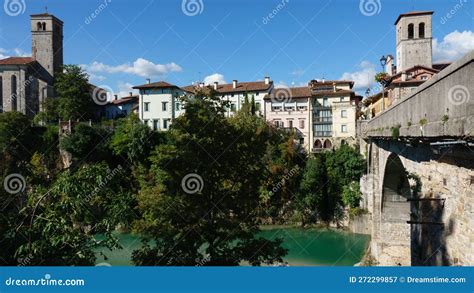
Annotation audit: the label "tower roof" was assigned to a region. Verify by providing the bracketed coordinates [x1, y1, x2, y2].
[395, 11, 433, 25]
[30, 13, 63, 24]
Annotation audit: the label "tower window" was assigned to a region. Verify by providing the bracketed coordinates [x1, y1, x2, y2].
[42, 22, 46, 31]
[37, 22, 42, 31]
[408, 23, 414, 39]
[419, 23, 425, 38]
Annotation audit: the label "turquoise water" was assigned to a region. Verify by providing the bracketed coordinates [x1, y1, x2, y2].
[95, 227, 369, 266]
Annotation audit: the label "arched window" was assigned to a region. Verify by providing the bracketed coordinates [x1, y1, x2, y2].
[419, 23, 425, 38]
[323, 139, 332, 149]
[42, 22, 46, 31]
[37, 22, 42, 31]
[11, 75, 17, 111]
[313, 139, 322, 149]
[408, 23, 414, 39]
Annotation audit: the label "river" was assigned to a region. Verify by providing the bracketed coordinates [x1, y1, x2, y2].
[95, 227, 370, 266]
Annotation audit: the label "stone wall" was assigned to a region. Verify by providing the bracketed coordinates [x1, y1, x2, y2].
[366, 139, 473, 266]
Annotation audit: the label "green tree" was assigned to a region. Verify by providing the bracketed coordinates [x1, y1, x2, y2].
[59, 124, 110, 164]
[109, 114, 158, 164]
[55, 65, 96, 120]
[14, 163, 128, 265]
[132, 90, 287, 266]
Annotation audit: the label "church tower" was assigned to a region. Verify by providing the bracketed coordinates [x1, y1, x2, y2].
[395, 11, 433, 73]
[31, 13, 63, 78]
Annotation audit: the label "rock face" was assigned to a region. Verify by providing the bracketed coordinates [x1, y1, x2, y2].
[361, 140, 473, 266]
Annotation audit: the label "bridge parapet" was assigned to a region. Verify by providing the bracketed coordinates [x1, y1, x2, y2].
[360, 50, 474, 139]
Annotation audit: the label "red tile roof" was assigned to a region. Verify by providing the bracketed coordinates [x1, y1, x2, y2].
[133, 81, 179, 89]
[183, 81, 272, 94]
[309, 79, 354, 89]
[110, 95, 138, 105]
[395, 11, 433, 25]
[0, 57, 35, 65]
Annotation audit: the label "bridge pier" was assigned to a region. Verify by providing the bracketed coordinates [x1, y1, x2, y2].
[363, 139, 473, 266]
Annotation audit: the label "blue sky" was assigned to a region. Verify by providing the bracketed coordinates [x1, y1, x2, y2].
[0, 0, 473, 96]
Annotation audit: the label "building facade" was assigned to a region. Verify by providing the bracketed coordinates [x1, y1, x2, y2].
[0, 13, 63, 117]
[133, 81, 188, 131]
[264, 87, 311, 151]
[183, 77, 273, 117]
[104, 93, 138, 120]
[309, 80, 360, 152]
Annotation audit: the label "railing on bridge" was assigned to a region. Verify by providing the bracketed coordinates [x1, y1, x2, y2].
[358, 50, 474, 139]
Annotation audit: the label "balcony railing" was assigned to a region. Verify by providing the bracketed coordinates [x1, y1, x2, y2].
[314, 131, 332, 137]
[313, 117, 333, 123]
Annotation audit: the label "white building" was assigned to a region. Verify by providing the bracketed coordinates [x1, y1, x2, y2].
[103, 93, 138, 119]
[183, 77, 273, 117]
[133, 81, 188, 131]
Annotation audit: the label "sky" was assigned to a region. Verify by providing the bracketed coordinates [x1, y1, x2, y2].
[0, 0, 473, 96]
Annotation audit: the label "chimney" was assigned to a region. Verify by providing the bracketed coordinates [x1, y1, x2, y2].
[199, 82, 204, 88]
[213, 82, 218, 90]
[146, 78, 151, 84]
[129, 92, 133, 97]
[264, 76, 270, 85]
[232, 80, 237, 89]
[333, 82, 336, 92]
[322, 77, 325, 83]
[401, 72, 408, 82]
[114, 94, 118, 101]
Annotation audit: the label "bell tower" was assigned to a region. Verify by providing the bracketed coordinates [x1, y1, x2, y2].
[395, 11, 433, 73]
[31, 13, 63, 78]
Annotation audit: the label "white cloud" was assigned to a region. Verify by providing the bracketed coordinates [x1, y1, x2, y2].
[84, 58, 182, 78]
[274, 81, 289, 88]
[87, 73, 106, 82]
[0, 47, 30, 59]
[117, 81, 139, 98]
[13, 48, 29, 57]
[433, 30, 474, 62]
[340, 61, 377, 91]
[203, 73, 226, 85]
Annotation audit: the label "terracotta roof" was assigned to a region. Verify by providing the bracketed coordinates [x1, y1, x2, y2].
[132, 81, 179, 89]
[309, 79, 354, 89]
[311, 89, 355, 97]
[110, 95, 138, 105]
[395, 11, 433, 25]
[183, 81, 272, 94]
[0, 57, 35, 65]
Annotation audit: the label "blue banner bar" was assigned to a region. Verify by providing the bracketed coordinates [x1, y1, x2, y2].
[0, 267, 472, 292]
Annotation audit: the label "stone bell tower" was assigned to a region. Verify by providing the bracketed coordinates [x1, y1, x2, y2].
[395, 11, 433, 73]
[31, 13, 64, 78]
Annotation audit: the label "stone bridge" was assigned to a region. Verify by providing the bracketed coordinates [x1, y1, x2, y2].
[358, 51, 473, 266]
